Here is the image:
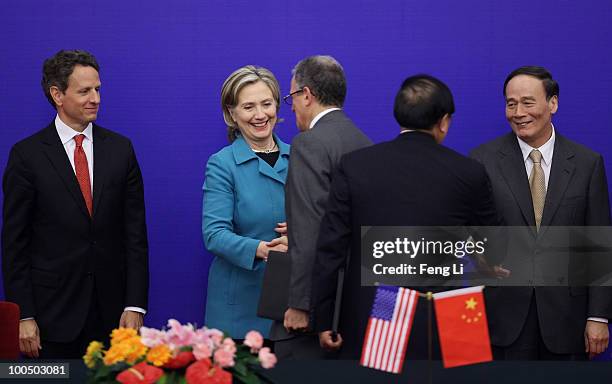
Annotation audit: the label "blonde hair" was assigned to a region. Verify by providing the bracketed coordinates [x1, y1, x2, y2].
[221, 65, 281, 142]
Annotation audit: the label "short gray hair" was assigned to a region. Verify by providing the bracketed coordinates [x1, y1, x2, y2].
[292, 55, 346, 107]
[221, 65, 281, 142]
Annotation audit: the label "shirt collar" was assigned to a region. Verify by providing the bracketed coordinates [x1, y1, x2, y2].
[55, 114, 93, 145]
[517, 124, 555, 166]
[309, 107, 341, 129]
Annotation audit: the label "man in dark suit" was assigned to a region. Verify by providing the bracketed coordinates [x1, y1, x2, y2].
[311, 75, 500, 358]
[2, 50, 149, 359]
[268, 55, 372, 358]
[470, 66, 612, 360]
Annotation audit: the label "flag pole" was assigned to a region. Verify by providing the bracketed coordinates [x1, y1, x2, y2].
[427, 291, 433, 384]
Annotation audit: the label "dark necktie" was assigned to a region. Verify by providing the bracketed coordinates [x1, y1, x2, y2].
[74, 134, 93, 216]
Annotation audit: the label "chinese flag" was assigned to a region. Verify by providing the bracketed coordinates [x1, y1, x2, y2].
[433, 286, 492, 368]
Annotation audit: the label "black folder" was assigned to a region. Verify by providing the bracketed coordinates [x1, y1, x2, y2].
[257, 251, 290, 321]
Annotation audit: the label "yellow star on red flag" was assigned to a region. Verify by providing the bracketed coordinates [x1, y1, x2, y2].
[465, 297, 477, 310]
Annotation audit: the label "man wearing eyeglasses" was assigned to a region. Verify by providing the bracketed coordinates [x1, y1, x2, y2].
[269, 55, 371, 359]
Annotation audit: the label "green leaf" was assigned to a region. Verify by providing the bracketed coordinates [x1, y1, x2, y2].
[233, 369, 262, 384]
[233, 361, 248, 376]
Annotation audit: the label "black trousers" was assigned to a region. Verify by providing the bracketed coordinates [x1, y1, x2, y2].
[493, 293, 586, 361]
[274, 334, 338, 360]
[38, 290, 110, 360]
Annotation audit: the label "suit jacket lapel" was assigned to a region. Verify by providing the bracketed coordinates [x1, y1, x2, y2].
[232, 135, 287, 184]
[497, 134, 537, 229]
[92, 125, 108, 217]
[40, 123, 90, 218]
[540, 135, 575, 229]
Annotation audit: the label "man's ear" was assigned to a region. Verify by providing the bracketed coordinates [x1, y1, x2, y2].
[439, 114, 451, 134]
[432, 114, 451, 144]
[302, 86, 314, 107]
[549, 95, 559, 115]
[50, 86, 63, 107]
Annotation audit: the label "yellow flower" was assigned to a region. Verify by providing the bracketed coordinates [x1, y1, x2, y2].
[124, 336, 148, 364]
[104, 335, 148, 365]
[110, 328, 138, 345]
[146, 344, 172, 366]
[83, 341, 104, 368]
[104, 342, 131, 365]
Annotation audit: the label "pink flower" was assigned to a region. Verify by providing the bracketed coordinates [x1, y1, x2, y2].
[140, 326, 166, 348]
[213, 348, 235, 368]
[206, 328, 224, 348]
[193, 329, 209, 344]
[193, 343, 212, 360]
[221, 338, 236, 354]
[244, 331, 263, 352]
[165, 319, 196, 349]
[258, 347, 277, 369]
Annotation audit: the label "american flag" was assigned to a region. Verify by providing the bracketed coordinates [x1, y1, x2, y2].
[360, 287, 419, 374]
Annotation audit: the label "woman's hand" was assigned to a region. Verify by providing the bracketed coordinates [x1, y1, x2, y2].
[256, 238, 288, 261]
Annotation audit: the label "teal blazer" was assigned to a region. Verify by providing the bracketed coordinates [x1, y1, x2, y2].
[203, 134, 289, 338]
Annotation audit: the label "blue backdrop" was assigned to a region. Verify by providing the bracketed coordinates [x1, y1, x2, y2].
[1, 0, 611, 356]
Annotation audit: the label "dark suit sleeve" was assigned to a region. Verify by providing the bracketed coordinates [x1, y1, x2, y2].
[122, 141, 149, 309]
[471, 163, 502, 226]
[311, 159, 352, 332]
[468, 153, 506, 266]
[585, 155, 612, 318]
[1, 145, 37, 318]
[286, 133, 333, 310]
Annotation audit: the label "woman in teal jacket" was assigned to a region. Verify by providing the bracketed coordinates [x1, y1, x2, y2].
[203, 65, 289, 338]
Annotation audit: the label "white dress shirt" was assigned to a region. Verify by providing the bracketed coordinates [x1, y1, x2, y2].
[309, 107, 341, 129]
[516, 125, 555, 189]
[517, 125, 606, 324]
[55, 115, 94, 192]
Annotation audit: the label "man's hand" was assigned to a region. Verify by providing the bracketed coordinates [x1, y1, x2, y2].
[319, 330, 343, 351]
[267, 235, 288, 248]
[585, 320, 609, 358]
[284, 308, 309, 332]
[19, 319, 41, 358]
[119, 311, 144, 330]
[472, 254, 511, 279]
[274, 222, 287, 237]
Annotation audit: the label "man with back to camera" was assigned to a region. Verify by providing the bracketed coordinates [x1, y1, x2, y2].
[311, 74, 501, 358]
[267, 55, 372, 359]
[470, 66, 612, 360]
[2, 50, 149, 358]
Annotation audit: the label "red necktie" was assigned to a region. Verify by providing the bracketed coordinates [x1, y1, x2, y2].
[74, 134, 93, 216]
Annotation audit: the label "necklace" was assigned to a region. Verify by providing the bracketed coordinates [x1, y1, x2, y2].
[251, 141, 278, 153]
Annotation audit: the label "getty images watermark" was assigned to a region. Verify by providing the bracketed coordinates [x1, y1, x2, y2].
[360, 226, 612, 287]
[371, 236, 487, 277]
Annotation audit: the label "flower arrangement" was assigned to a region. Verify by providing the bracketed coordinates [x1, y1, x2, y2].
[83, 319, 277, 384]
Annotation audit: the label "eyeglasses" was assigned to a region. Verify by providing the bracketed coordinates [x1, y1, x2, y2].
[283, 88, 304, 105]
